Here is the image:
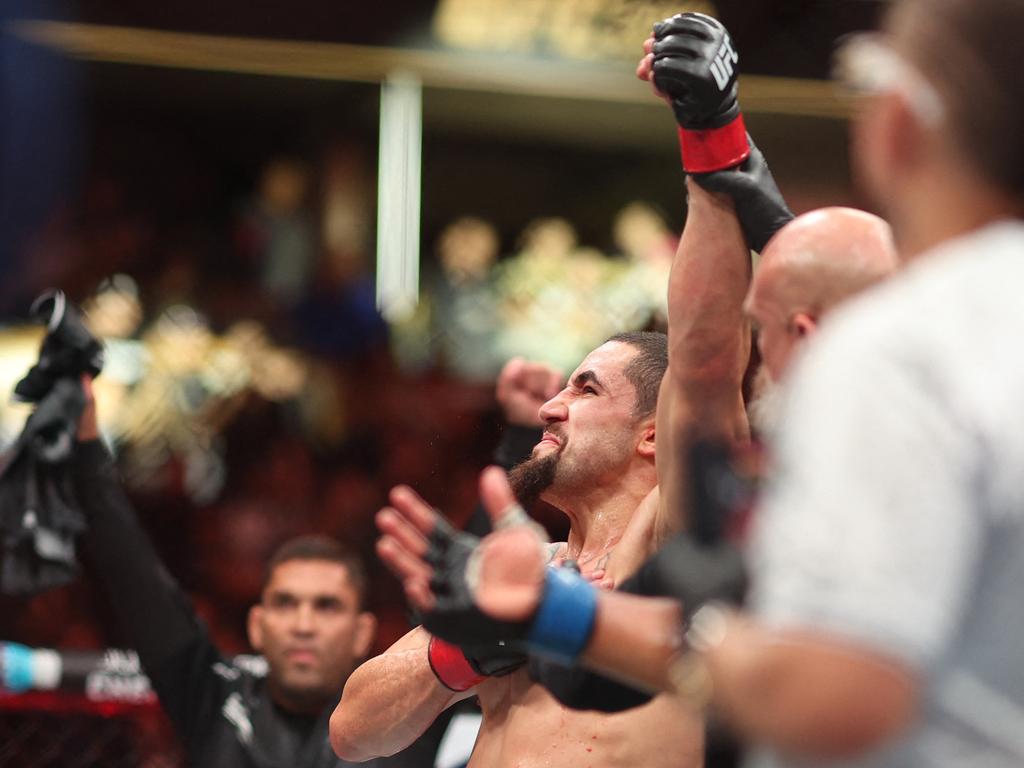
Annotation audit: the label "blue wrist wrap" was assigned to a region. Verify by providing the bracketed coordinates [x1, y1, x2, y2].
[527, 568, 598, 664]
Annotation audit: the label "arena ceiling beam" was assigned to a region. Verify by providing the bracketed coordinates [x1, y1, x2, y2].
[11, 20, 853, 120]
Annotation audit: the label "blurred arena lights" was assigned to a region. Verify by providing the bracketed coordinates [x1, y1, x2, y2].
[376, 72, 423, 322]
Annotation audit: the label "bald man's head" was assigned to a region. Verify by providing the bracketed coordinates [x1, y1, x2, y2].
[745, 207, 898, 381]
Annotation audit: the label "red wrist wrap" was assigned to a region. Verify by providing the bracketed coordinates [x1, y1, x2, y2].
[678, 114, 750, 173]
[427, 637, 486, 692]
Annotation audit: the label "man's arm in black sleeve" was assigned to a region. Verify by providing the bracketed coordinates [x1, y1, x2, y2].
[71, 439, 225, 743]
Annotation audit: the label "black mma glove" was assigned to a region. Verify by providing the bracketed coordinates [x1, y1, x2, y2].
[423, 513, 599, 671]
[462, 644, 526, 678]
[693, 138, 794, 252]
[624, 533, 747, 619]
[624, 437, 750, 615]
[422, 517, 529, 690]
[426, 634, 524, 691]
[651, 12, 750, 173]
[422, 517, 533, 647]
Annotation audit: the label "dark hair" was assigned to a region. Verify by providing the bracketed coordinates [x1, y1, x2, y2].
[606, 331, 668, 419]
[896, 0, 1024, 196]
[263, 535, 369, 608]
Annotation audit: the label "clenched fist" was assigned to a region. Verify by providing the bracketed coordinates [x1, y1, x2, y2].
[495, 358, 563, 428]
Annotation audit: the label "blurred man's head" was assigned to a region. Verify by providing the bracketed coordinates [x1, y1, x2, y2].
[842, 0, 1024, 256]
[247, 536, 375, 714]
[744, 208, 898, 436]
[509, 331, 666, 510]
[745, 207, 898, 382]
[438, 216, 499, 283]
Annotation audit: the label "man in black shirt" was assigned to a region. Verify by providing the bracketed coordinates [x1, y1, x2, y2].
[70, 379, 417, 767]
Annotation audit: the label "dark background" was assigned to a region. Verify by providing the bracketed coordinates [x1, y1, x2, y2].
[1, 0, 886, 661]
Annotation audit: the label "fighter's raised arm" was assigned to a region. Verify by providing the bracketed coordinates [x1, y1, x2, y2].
[381, 1, 1024, 763]
[639, 12, 796, 548]
[358, 12, 804, 765]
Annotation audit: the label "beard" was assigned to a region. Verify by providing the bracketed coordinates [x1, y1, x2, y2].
[507, 451, 559, 508]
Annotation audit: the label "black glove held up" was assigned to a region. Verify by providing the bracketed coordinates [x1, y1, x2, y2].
[652, 13, 741, 131]
[692, 138, 795, 252]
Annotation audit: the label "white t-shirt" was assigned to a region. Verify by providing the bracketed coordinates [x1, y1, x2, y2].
[749, 220, 1024, 768]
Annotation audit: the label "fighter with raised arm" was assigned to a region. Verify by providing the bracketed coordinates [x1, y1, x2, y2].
[333, 336, 712, 767]
[379, 1, 1024, 765]
[331, 18, 758, 763]
[375, 5, 908, 748]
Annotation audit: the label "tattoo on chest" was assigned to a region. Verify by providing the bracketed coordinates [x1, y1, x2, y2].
[588, 552, 611, 571]
[549, 546, 612, 579]
[545, 543, 568, 564]
[576, 551, 611, 576]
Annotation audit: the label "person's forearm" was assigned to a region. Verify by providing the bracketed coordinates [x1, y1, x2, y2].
[668, 180, 751, 400]
[72, 440, 202, 670]
[578, 591, 684, 694]
[331, 629, 467, 761]
[526, 591, 669, 714]
[703, 616, 917, 758]
[657, 181, 752, 531]
[577, 592, 917, 758]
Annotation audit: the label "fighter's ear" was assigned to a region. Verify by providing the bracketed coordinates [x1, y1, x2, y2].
[247, 604, 265, 652]
[637, 420, 657, 459]
[353, 611, 377, 659]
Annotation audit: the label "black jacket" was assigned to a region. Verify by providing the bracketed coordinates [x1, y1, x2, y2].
[71, 440, 435, 768]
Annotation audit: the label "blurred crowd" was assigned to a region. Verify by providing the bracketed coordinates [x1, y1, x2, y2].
[0, 146, 669, 658]
[393, 205, 674, 380]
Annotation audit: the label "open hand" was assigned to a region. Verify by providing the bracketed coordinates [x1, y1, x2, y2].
[376, 467, 547, 622]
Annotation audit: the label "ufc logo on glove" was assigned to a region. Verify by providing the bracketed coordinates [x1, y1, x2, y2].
[710, 38, 738, 90]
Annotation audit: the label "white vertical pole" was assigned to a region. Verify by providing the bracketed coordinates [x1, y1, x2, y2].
[376, 71, 422, 321]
